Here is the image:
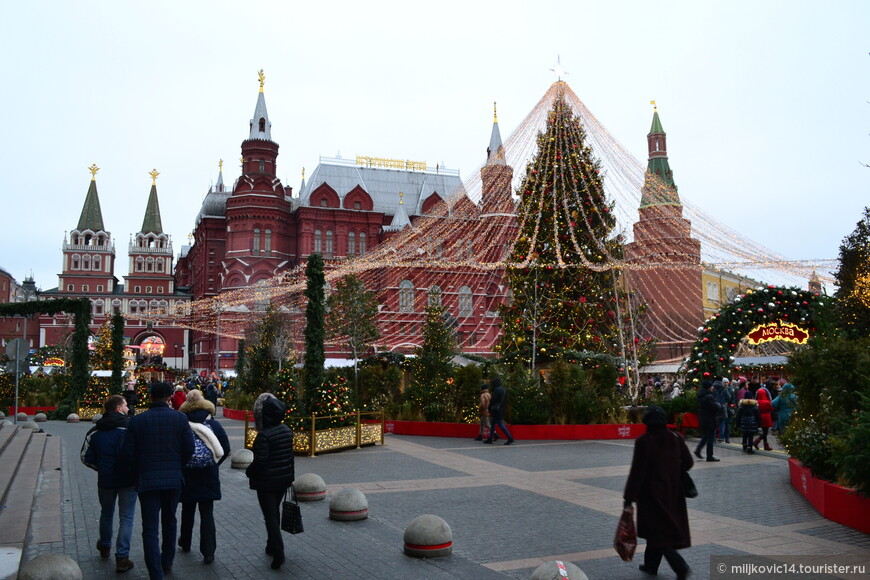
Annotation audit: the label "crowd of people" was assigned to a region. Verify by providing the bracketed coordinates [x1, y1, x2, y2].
[81, 381, 294, 578]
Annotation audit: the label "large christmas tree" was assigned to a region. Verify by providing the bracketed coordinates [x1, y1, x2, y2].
[499, 86, 628, 366]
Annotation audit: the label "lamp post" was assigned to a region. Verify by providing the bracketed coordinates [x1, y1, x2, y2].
[174, 343, 179, 367]
[15, 278, 39, 424]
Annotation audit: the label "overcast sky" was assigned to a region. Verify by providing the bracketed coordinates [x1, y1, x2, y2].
[1, 0, 867, 292]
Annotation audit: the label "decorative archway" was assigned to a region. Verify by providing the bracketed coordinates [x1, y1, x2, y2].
[0, 298, 91, 415]
[684, 286, 830, 384]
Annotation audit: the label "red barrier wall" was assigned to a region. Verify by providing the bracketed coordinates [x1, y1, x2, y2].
[383, 420, 645, 440]
[788, 458, 870, 534]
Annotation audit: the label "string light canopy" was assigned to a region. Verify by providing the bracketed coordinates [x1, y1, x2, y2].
[134, 81, 835, 356]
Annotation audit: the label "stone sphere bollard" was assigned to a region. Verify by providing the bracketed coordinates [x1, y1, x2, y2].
[91, 413, 102, 423]
[21, 421, 40, 431]
[403, 514, 453, 558]
[0, 411, 5, 419]
[294, 473, 327, 502]
[34, 413, 48, 422]
[67, 413, 80, 423]
[329, 488, 368, 521]
[18, 553, 82, 579]
[530, 560, 588, 580]
[17, 412, 28, 422]
[1, 419, 12, 426]
[231, 448, 254, 469]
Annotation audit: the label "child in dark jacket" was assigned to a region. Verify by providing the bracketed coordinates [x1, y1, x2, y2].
[735, 393, 761, 454]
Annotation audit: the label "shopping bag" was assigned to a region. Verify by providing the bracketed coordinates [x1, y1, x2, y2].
[613, 505, 637, 561]
[281, 485, 304, 534]
[682, 471, 698, 498]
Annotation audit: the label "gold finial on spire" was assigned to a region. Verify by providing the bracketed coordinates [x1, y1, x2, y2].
[258, 69, 265, 92]
[88, 164, 100, 180]
[148, 168, 160, 185]
[399, 191, 404, 205]
[239, 156, 244, 168]
[301, 167, 305, 180]
[218, 159, 223, 173]
[493, 101, 498, 123]
[650, 100, 657, 112]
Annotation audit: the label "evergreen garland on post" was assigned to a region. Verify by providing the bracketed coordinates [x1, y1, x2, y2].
[68, 299, 92, 415]
[235, 338, 246, 384]
[303, 253, 326, 409]
[110, 313, 125, 393]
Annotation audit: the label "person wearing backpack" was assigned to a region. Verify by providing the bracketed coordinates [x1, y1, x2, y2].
[177, 389, 230, 565]
[735, 392, 761, 454]
[82, 395, 137, 573]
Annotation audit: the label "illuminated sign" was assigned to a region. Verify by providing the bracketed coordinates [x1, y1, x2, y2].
[746, 321, 809, 346]
[44, 357, 65, 366]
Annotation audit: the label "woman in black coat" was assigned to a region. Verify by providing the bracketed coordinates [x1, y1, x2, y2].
[624, 406, 693, 580]
[177, 390, 230, 564]
[246, 393, 295, 570]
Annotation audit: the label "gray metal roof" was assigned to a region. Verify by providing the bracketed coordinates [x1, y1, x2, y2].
[733, 355, 789, 366]
[248, 90, 272, 141]
[298, 157, 463, 217]
[197, 184, 230, 222]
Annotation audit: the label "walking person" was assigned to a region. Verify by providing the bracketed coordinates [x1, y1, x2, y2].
[753, 386, 774, 451]
[623, 406, 693, 580]
[123, 383, 138, 418]
[177, 389, 230, 565]
[772, 383, 797, 433]
[473, 383, 492, 441]
[122, 381, 195, 580]
[735, 392, 761, 454]
[82, 395, 137, 573]
[694, 380, 721, 462]
[246, 393, 295, 570]
[484, 377, 514, 445]
[204, 382, 219, 408]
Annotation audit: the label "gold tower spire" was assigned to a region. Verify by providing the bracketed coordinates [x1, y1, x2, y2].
[493, 101, 498, 123]
[148, 168, 160, 185]
[88, 163, 100, 180]
[301, 167, 305, 180]
[258, 69, 265, 93]
[218, 159, 223, 172]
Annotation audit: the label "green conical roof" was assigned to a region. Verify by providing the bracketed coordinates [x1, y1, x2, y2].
[649, 111, 664, 134]
[76, 179, 105, 231]
[140, 183, 164, 234]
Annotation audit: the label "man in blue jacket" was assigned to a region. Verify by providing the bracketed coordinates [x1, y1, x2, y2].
[122, 381, 194, 579]
[82, 395, 137, 573]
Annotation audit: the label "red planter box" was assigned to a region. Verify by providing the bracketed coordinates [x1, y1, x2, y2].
[7, 406, 57, 416]
[222, 407, 254, 421]
[788, 457, 870, 534]
[383, 420, 645, 440]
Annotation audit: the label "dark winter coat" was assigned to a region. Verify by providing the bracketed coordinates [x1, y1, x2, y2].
[697, 388, 721, 430]
[624, 425, 693, 549]
[735, 398, 761, 433]
[246, 397, 295, 492]
[82, 411, 134, 489]
[123, 388, 138, 412]
[204, 384, 219, 408]
[489, 378, 507, 416]
[754, 388, 774, 429]
[179, 398, 230, 502]
[122, 401, 195, 493]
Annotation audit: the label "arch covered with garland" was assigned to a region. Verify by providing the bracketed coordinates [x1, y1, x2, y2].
[684, 286, 830, 383]
[0, 298, 91, 416]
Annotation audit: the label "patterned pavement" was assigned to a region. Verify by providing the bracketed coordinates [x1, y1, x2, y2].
[20, 415, 870, 579]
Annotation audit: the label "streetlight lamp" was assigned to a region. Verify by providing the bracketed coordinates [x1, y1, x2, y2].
[174, 343, 179, 367]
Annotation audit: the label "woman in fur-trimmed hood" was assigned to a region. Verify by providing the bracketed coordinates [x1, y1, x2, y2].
[177, 389, 231, 562]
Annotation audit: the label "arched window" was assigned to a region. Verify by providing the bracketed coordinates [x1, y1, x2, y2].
[156, 260, 164, 272]
[136, 257, 145, 272]
[427, 285, 442, 308]
[93, 255, 101, 271]
[359, 232, 367, 255]
[314, 229, 322, 254]
[82, 255, 91, 270]
[458, 286, 473, 317]
[347, 232, 355, 257]
[399, 280, 414, 313]
[253, 228, 261, 253]
[71, 255, 80, 270]
[325, 230, 334, 258]
[265, 229, 272, 254]
[145, 257, 154, 272]
[93, 299, 104, 316]
[259, 118, 265, 132]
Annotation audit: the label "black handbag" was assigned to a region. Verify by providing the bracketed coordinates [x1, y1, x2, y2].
[682, 471, 698, 498]
[281, 485, 304, 534]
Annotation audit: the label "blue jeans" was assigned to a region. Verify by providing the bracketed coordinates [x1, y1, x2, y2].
[98, 486, 137, 558]
[488, 412, 513, 442]
[717, 418, 731, 442]
[139, 489, 181, 579]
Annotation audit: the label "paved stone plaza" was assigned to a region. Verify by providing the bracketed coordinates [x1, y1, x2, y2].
[18, 416, 870, 579]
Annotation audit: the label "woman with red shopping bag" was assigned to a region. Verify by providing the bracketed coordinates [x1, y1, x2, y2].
[623, 406, 693, 579]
